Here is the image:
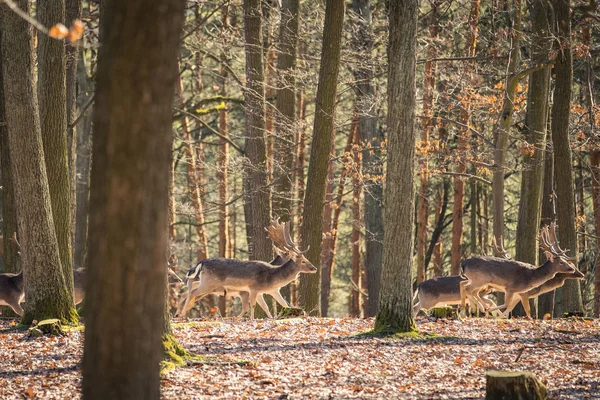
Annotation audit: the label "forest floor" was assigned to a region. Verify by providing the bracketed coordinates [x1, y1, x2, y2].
[0, 316, 598, 399]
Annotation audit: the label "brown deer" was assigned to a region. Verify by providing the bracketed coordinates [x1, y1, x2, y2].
[178, 219, 316, 318]
[459, 224, 580, 316]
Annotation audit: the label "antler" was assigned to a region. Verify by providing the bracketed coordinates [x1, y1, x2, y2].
[265, 218, 309, 254]
[539, 223, 570, 261]
[491, 236, 512, 259]
[547, 223, 569, 257]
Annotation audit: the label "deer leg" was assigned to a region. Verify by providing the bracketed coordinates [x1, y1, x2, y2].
[520, 295, 532, 318]
[412, 302, 422, 317]
[255, 294, 273, 318]
[8, 300, 23, 316]
[459, 280, 469, 310]
[238, 292, 250, 317]
[249, 292, 258, 319]
[269, 290, 290, 308]
[500, 292, 518, 318]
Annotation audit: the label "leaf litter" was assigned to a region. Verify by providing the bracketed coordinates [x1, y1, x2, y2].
[0, 316, 598, 399]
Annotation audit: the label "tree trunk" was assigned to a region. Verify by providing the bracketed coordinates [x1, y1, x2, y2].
[513, 0, 551, 317]
[492, 0, 522, 246]
[81, 1, 185, 398]
[0, 0, 76, 324]
[450, 0, 479, 275]
[350, 125, 362, 317]
[243, 0, 272, 262]
[73, 53, 93, 269]
[374, 0, 418, 334]
[0, 40, 19, 277]
[320, 134, 336, 317]
[485, 371, 547, 400]
[550, 0, 583, 316]
[38, 0, 75, 297]
[538, 144, 555, 317]
[273, 0, 298, 223]
[298, 0, 345, 314]
[218, 7, 230, 261]
[66, 0, 81, 255]
[351, 0, 384, 316]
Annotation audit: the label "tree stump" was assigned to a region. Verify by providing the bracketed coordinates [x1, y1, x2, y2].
[277, 307, 305, 319]
[430, 306, 457, 319]
[486, 370, 547, 400]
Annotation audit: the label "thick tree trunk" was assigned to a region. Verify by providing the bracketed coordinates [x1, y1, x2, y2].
[82, 1, 185, 398]
[374, 0, 418, 334]
[513, 0, 551, 317]
[0, 0, 76, 324]
[298, 0, 345, 314]
[243, 0, 272, 262]
[73, 53, 92, 269]
[38, 0, 75, 297]
[551, 0, 583, 316]
[351, 0, 384, 316]
[273, 0, 298, 223]
[0, 41, 19, 276]
[492, 0, 522, 246]
[450, 0, 479, 274]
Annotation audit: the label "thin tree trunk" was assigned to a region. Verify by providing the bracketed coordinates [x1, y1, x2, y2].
[591, 151, 600, 317]
[218, 7, 230, 260]
[273, 0, 299, 223]
[538, 138, 556, 317]
[451, 0, 479, 274]
[374, 0, 418, 334]
[551, 0, 583, 316]
[82, 0, 185, 397]
[298, 0, 345, 314]
[73, 53, 92, 269]
[351, 0, 384, 317]
[492, 0, 522, 246]
[66, 0, 81, 255]
[243, 0, 272, 262]
[320, 133, 336, 317]
[416, 0, 438, 284]
[38, 0, 75, 296]
[0, 0, 76, 324]
[350, 125, 362, 317]
[513, 0, 551, 317]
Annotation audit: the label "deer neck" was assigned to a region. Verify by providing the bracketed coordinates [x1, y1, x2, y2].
[530, 261, 558, 286]
[269, 260, 302, 287]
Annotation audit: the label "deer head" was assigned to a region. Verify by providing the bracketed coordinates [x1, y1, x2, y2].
[539, 223, 578, 274]
[266, 219, 316, 274]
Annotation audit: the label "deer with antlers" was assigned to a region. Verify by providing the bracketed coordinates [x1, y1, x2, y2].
[484, 225, 584, 318]
[177, 219, 317, 318]
[459, 223, 580, 317]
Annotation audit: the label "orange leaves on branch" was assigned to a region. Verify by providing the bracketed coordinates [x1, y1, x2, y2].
[48, 19, 84, 42]
[519, 141, 535, 158]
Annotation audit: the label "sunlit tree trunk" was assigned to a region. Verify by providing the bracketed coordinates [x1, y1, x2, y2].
[374, 0, 418, 334]
[218, 7, 230, 261]
[38, 0, 75, 297]
[82, 0, 185, 397]
[538, 146, 555, 317]
[351, 0, 383, 316]
[551, 0, 583, 316]
[350, 125, 362, 317]
[513, 0, 551, 317]
[298, 0, 345, 314]
[0, 0, 77, 324]
[450, 0, 479, 274]
[243, 0, 272, 262]
[320, 134, 336, 316]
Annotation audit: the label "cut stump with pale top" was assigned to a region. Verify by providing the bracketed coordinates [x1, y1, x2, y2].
[485, 370, 547, 400]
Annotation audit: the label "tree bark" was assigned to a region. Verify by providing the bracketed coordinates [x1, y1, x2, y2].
[550, 0, 583, 316]
[38, 0, 75, 297]
[538, 142, 555, 317]
[243, 0, 272, 262]
[298, 0, 345, 315]
[374, 0, 418, 334]
[320, 133, 336, 317]
[218, 7, 231, 261]
[485, 371, 547, 400]
[513, 0, 551, 317]
[273, 0, 299, 223]
[73, 53, 92, 269]
[492, 0, 522, 246]
[350, 125, 362, 317]
[591, 151, 600, 317]
[82, 0, 185, 398]
[0, 0, 76, 324]
[351, 0, 384, 316]
[0, 35, 19, 277]
[450, 0, 479, 274]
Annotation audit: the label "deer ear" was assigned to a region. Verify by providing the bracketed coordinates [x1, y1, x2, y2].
[544, 250, 554, 262]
